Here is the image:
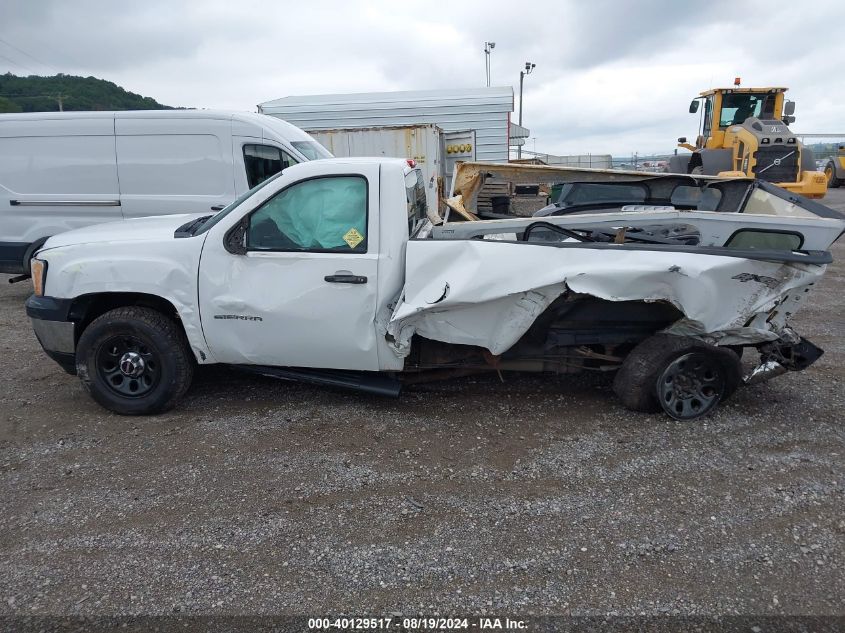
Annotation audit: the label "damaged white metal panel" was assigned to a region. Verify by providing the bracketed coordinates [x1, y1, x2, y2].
[386, 239, 825, 357]
[38, 215, 212, 363]
[446, 161, 754, 217]
[433, 206, 845, 251]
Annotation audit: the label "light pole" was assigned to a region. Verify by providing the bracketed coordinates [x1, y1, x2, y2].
[484, 41, 495, 87]
[517, 61, 535, 159]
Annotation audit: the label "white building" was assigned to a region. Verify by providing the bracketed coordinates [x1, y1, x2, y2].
[258, 87, 516, 163]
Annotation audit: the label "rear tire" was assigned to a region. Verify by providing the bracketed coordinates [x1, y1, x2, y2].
[76, 307, 194, 415]
[613, 334, 741, 420]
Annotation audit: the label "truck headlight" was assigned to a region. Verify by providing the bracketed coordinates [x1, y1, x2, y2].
[30, 258, 47, 297]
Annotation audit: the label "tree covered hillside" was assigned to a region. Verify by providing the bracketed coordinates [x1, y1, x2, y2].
[0, 73, 175, 112]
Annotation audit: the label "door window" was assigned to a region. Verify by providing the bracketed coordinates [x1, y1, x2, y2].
[247, 176, 368, 252]
[243, 144, 298, 188]
[725, 229, 802, 250]
[701, 96, 714, 139]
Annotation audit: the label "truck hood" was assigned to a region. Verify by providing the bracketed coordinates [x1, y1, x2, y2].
[41, 213, 209, 250]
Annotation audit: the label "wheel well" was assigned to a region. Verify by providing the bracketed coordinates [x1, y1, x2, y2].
[70, 293, 182, 341]
[23, 237, 50, 271]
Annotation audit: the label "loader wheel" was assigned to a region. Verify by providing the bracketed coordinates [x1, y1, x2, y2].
[824, 162, 840, 188]
[76, 307, 194, 415]
[690, 165, 704, 176]
[613, 335, 741, 420]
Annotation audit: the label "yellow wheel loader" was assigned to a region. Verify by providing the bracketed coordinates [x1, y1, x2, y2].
[822, 143, 845, 189]
[669, 84, 827, 199]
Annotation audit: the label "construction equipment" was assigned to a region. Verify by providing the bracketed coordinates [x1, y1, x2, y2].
[822, 143, 845, 188]
[669, 81, 827, 199]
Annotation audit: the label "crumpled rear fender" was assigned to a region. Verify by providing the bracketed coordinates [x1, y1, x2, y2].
[387, 240, 824, 357]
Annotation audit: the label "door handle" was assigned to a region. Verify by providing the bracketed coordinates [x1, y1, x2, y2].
[211, 204, 225, 211]
[324, 274, 367, 284]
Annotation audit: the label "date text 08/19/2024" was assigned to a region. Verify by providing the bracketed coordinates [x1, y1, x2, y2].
[307, 617, 528, 630]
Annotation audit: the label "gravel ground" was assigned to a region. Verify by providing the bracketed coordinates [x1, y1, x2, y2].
[1, 191, 844, 618]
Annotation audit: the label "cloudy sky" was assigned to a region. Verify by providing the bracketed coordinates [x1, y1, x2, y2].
[1, 0, 844, 155]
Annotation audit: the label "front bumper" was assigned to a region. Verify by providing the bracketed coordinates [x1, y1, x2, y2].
[777, 170, 828, 200]
[26, 295, 77, 374]
[743, 336, 823, 386]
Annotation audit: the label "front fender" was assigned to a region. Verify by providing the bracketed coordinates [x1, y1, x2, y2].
[37, 239, 213, 363]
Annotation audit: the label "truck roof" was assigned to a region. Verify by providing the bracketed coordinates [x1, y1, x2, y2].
[297, 155, 415, 171]
[698, 87, 788, 96]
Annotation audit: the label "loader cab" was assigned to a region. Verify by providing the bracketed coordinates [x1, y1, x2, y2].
[688, 87, 788, 149]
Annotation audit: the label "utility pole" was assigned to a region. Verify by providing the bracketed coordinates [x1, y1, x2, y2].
[517, 61, 535, 159]
[483, 41, 495, 87]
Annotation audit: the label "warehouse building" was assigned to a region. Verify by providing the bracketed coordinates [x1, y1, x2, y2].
[257, 86, 517, 162]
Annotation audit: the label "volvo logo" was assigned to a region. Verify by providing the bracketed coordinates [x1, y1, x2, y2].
[773, 158, 782, 166]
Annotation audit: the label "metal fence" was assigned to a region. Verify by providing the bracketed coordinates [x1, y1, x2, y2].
[516, 150, 613, 169]
[794, 134, 845, 163]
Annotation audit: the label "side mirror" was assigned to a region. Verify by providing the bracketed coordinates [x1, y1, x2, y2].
[678, 137, 688, 144]
[784, 100, 796, 116]
[689, 100, 700, 114]
[224, 218, 249, 255]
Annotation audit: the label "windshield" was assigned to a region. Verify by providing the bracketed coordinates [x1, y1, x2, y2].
[291, 140, 333, 160]
[193, 172, 283, 235]
[719, 92, 777, 127]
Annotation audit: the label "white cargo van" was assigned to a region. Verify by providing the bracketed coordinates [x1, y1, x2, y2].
[0, 110, 332, 274]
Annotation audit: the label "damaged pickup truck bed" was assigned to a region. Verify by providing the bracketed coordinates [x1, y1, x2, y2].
[26, 158, 845, 419]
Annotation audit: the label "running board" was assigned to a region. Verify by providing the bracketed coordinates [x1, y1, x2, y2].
[232, 365, 402, 398]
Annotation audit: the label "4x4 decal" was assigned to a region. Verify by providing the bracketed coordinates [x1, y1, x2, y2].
[732, 273, 780, 289]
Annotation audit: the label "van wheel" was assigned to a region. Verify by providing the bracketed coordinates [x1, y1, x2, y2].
[613, 335, 741, 420]
[76, 307, 194, 415]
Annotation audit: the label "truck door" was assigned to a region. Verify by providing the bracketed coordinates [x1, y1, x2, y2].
[197, 162, 381, 371]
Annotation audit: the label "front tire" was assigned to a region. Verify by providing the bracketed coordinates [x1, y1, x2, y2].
[824, 161, 841, 188]
[613, 334, 741, 420]
[76, 307, 194, 415]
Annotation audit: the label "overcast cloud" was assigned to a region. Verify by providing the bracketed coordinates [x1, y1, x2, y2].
[1, 0, 844, 155]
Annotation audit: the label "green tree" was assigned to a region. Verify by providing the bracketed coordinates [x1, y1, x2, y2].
[0, 73, 178, 112]
[0, 95, 23, 112]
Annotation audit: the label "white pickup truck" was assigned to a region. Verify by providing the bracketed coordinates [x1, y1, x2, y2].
[25, 158, 845, 420]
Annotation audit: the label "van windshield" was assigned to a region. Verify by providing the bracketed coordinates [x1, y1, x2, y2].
[291, 140, 333, 160]
[192, 172, 282, 235]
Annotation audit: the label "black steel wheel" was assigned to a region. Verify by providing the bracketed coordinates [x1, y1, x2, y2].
[613, 334, 741, 419]
[657, 352, 726, 420]
[76, 306, 194, 415]
[96, 335, 160, 397]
